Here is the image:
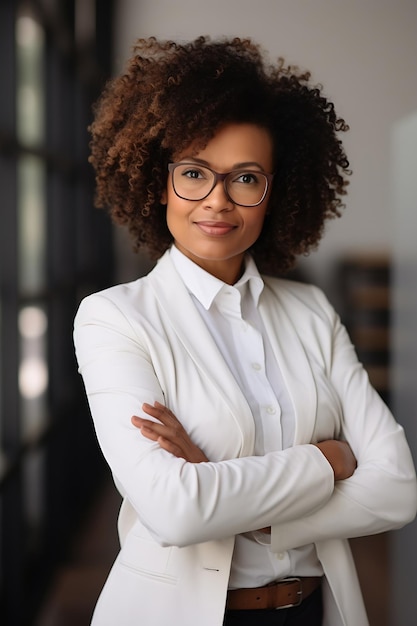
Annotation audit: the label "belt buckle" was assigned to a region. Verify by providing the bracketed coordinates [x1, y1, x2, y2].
[275, 577, 303, 610]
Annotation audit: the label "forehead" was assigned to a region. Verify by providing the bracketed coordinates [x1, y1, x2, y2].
[176, 123, 274, 170]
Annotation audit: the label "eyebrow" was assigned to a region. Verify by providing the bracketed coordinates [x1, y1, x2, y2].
[177, 156, 267, 171]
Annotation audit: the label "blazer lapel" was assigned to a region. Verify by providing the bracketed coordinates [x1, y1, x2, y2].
[147, 252, 256, 456]
[259, 280, 318, 445]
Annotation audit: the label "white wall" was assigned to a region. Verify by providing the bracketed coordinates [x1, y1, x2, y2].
[113, 0, 417, 288]
[390, 110, 417, 626]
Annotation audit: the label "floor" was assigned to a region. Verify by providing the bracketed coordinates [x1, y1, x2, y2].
[350, 533, 390, 626]
[35, 479, 390, 626]
[35, 481, 122, 626]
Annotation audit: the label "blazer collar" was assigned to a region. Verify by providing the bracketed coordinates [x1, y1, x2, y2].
[147, 251, 256, 457]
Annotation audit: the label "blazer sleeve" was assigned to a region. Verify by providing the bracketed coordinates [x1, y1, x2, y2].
[271, 287, 417, 553]
[74, 291, 335, 548]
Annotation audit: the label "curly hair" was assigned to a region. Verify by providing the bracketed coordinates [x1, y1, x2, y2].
[89, 36, 350, 274]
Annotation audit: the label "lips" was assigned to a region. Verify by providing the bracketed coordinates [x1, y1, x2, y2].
[194, 221, 237, 236]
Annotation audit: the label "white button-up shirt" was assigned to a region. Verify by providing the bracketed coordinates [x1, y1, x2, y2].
[170, 246, 323, 588]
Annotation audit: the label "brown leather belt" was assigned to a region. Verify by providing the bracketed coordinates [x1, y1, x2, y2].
[226, 576, 322, 610]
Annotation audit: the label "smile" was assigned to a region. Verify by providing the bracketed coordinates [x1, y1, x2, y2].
[194, 221, 237, 236]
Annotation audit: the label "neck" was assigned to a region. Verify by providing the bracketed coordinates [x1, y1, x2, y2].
[174, 246, 245, 284]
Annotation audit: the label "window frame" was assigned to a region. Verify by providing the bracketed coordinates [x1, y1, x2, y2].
[0, 1, 114, 623]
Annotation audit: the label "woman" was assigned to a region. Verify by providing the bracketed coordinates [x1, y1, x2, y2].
[74, 37, 417, 626]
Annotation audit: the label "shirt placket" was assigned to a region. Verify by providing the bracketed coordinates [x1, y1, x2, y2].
[219, 286, 283, 455]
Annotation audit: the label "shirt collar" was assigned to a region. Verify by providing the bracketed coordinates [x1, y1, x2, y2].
[170, 245, 264, 310]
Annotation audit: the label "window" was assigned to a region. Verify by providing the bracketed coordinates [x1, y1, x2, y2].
[0, 1, 114, 623]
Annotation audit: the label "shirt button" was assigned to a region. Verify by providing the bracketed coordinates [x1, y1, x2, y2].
[266, 406, 276, 415]
[276, 552, 286, 560]
[251, 362, 262, 371]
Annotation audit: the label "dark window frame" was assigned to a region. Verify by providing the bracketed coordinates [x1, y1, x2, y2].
[0, 1, 114, 623]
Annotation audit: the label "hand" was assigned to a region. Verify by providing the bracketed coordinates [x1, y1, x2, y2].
[315, 439, 357, 481]
[131, 401, 209, 463]
[257, 439, 357, 533]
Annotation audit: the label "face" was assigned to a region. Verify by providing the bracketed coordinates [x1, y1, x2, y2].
[163, 123, 274, 284]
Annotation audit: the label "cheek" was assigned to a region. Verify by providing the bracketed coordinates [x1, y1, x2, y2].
[248, 209, 268, 236]
[165, 198, 189, 239]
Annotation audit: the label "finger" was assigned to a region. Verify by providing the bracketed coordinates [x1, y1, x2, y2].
[157, 436, 186, 459]
[132, 415, 160, 429]
[140, 425, 160, 443]
[147, 402, 182, 425]
[131, 416, 167, 440]
[132, 415, 150, 427]
[135, 422, 177, 449]
[142, 402, 177, 426]
[135, 420, 188, 457]
[154, 401, 178, 420]
[132, 416, 174, 439]
[142, 402, 164, 420]
[132, 417, 207, 462]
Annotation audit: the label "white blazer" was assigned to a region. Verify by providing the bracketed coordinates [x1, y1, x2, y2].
[74, 250, 417, 626]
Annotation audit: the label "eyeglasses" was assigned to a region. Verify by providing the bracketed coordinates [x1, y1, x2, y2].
[168, 162, 274, 207]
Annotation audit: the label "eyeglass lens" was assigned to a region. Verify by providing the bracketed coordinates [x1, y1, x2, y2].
[171, 163, 268, 206]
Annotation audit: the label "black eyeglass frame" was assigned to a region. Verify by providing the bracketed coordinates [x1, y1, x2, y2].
[168, 162, 274, 207]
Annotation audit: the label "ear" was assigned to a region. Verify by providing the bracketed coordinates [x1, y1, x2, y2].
[160, 189, 167, 205]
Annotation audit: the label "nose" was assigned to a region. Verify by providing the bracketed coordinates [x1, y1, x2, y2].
[202, 180, 234, 211]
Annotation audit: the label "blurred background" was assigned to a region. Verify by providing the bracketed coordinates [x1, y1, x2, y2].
[0, 0, 416, 624]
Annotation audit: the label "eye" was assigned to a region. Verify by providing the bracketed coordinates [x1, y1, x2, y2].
[180, 167, 207, 180]
[234, 171, 260, 185]
[184, 169, 202, 179]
